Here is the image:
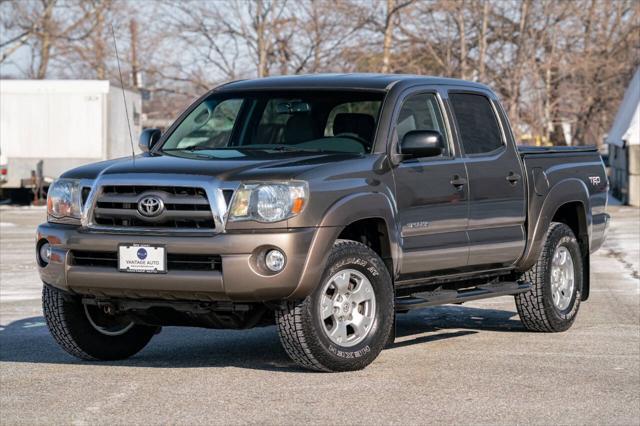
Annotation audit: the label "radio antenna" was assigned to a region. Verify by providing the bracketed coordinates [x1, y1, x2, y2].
[110, 24, 136, 162]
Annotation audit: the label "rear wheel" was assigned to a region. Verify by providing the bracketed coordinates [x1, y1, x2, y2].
[515, 222, 583, 332]
[43, 285, 156, 360]
[276, 240, 394, 372]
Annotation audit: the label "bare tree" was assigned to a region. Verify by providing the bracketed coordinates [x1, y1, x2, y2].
[380, 0, 414, 73]
[1, 0, 103, 78]
[475, 0, 489, 81]
[568, 0, 640, 145]
[281, 0, 369, 74]
[1, 0, 638, 146]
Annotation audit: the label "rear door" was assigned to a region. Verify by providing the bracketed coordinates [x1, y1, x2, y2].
[447, 90, 526, 268]
[392, 88, 469, 276]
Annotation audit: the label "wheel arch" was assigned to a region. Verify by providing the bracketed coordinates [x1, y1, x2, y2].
[518, 178, 592, 300]
[551, 201, 591, 301]
[337, 217, 393, 274]
[287, 192, 400, 299]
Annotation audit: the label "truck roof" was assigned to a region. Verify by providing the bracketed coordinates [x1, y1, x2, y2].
[217, 73, 491, 92]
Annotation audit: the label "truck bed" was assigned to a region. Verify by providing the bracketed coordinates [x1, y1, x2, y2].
[518, 145, 609, 265]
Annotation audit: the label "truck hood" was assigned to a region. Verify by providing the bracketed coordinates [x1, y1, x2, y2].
[61, 151, 362, 182]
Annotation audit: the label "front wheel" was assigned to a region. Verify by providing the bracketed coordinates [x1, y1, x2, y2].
[515, 222, 583, 332]
[276, 240, 394, 372]
[43, 285, 156, 360]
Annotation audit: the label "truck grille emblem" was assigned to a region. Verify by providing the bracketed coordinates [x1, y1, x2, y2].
[137, 195, 164, 217]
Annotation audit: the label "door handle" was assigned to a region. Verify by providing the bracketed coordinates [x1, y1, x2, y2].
[450, 175, 467, 190]
[506, 172, 521, 184]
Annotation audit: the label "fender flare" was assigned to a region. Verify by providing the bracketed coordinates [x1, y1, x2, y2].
[287, 192, 400, 299]
[518, 178, 591, 300]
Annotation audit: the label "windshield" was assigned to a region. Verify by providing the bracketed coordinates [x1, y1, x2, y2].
[160, 91, 384, 156]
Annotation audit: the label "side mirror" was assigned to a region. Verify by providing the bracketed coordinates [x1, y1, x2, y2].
[400, 130, 444, 159]
[139, 128, 162, 153]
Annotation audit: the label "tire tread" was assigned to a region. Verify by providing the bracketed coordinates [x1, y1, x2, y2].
[515, 222, 580, 332]
[276, 300, 329, 372]
[42, 285, 96, 360]
[276, 239, 392, 372]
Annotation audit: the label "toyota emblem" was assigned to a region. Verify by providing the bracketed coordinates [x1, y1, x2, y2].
[137, 195, 164, 217]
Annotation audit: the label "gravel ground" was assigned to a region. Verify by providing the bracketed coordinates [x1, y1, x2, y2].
[0, 205, 638, 425]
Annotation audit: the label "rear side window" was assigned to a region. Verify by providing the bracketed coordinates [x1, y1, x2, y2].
[449, 93, 503, 155]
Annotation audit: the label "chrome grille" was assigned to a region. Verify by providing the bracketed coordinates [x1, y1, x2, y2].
[92, 185, 215, 230]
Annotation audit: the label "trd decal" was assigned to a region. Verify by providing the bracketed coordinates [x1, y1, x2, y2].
[588, 176, 601, 186]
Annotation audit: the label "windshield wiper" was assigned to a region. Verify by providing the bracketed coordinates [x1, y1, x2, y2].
[162, 145, 336, 154]
[162, 146, 240, 152]
[238, 145, 330, 153]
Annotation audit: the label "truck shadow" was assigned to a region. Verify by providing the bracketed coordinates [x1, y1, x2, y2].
[0, 305, 523, 371]
[390, 305, 524, 349]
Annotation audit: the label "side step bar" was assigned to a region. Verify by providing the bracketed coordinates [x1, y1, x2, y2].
[395, 281, 531, 311]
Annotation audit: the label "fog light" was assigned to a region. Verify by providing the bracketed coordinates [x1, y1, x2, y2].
[265, 249, 285, 272]
[38, 241, 51, 266]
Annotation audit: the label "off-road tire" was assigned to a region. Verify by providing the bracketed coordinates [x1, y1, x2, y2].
[276, 240, 394, 372]
[515, 222, 583, 332]
[43, 284, 156, 360]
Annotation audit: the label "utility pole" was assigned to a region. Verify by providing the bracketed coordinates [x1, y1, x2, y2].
[95, 6, 106, 80]
[256, 0, 268, 78]
[381, 0, 394, 73]
[130, 18, 139, 89]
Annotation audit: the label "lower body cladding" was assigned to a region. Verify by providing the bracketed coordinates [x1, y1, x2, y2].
[37, 223, 323, 304]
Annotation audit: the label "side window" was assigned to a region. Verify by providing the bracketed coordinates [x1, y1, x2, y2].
[449, 93, 503, 155]
[396, 93, 449, 156]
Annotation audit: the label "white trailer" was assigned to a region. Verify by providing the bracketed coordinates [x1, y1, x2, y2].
[0, 80, 142, 191]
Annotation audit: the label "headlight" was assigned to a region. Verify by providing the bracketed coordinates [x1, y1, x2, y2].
[228, 181, 308, 223]
[47, 179, 82, 224]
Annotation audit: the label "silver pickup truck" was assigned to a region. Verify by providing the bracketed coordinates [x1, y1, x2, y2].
[37, 74, 609, 371]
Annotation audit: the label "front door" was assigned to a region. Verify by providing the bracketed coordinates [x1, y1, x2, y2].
[392, 90, 469, 276]
[448, 91, 526, 268]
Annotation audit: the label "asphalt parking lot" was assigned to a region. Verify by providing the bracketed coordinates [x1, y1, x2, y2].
[1, 205, 638, 425]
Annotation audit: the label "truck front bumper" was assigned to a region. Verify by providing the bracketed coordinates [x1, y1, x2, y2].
[36, 223, 333, 302]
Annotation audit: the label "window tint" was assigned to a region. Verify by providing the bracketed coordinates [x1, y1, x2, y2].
[449, 93, 503, 155]
[396, 93, 449, 156]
